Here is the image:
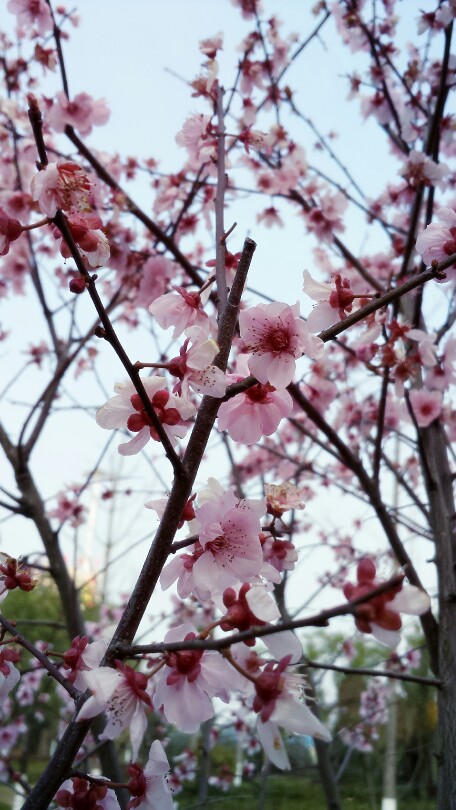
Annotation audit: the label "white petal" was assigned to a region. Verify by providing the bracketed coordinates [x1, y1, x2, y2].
[264, 631, 302, 664]
[389, 586, 430, 615]
[371, 623, 401, 648]
[245, 585, 280, 622]
[272, 696, 331, 741]
[257, 720, 290, 770]
[118, 427, 150, 456]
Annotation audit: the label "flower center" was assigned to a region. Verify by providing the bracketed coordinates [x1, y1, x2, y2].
[268, 327, 289, 351]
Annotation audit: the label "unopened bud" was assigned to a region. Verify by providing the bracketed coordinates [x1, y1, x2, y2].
[69, 276, 86, 294]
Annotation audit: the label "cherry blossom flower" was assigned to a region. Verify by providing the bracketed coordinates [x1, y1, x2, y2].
[239, 302, 323, 388]
[175, 114, 217, 162]
[409, 388, 443, 427]
[0, 207, 23, 255]
[152, 623, 234, 733]
[96, 377, 195, 455]
[55, 777, 120, 810]
[0, 652, 20, 704]
[415, 207, 456, 268]
[62, 635, 108, 689]
[167, 326, 226, 397]
[401, 150, 449, 190]
[304, 191, 347, 241]
[7, 0, 53, 36]
[231, 0, 263, 20]
[30, 162, 92, 217]
[162, 486, 265, 599]
[136, 256, 173, 308]
[217, 383, 293, 444]
[49, 490, 86, 527]
[264, 482, 306, 518]
[261, 534, 298, 573]
[343, 558, 431, 647]
[160, 541, 205, 600]
[253, 656, 331, 769]
[256, 206, 284, 228]
[76, 661, 152, 760]
[407, 328, 438, 367]
[417, 4, 454, 34]
[126, 740, 173, 810]
[145, 493, 196, 529]
[221, 583, 302, 662]
[52, 211, 110, 268]
[149, 287, 209, 339]
[47, 91, 110, 136]
[303, 269, 365, 330]
[0, 554, 37, 601]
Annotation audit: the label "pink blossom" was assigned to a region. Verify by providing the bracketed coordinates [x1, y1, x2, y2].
[231, 0, 263, 20]
[407, 328, 438, 367]
[168, 327, 227, 397]
[76, 661, 151, 760]
[256, 206, 284, 228]
[96, 377, 195, 455]
[260, 534, 298, 573]
[253, 656, 331, 769]
[409, 388, 443, 427]
[0, 658, 20, 704]
[304, 191, 347, 241]
[160, 541, 205, 600]
[0, 207, 23, 256]
[149, 287, 209, 339]
[161, 484, 266, 600]
[55, 777, 120, 810]
[239, 301, 323, 388]
[218, 383, 293, 444]
[221, 583, 302, 662]
[136, 256, 173, 308]
[62, 635, 108, 690]
[417, 4, 454, 34]
[199, 32, 223, 58]
[265, 482, 306, 517]
[30, 162, 92, 217]
[303, 269, 366, 330]
[402, 150, 449, 190]
[49, 490, 86, 527]
[415, 207, 456, 268]
[184, 488, 265, 597]
[343, 558, 431, 647]
[126, 740, 173, 810]
[7, 0, 53, 36]
[52, 211, 110, 268]
[152, 623, 234, 733]
[175, 114, 217, 162]
[426, 337, 456, 390]
[0, 554, 37, 600]
[47, 91, 110, 136]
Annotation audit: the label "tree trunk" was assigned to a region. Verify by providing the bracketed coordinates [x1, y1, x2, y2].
[418, 423, 456, 810]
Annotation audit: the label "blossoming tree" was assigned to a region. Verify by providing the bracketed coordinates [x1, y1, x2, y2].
[0, 1, 455, 808]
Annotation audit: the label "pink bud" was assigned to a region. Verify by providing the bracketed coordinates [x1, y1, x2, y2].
[69, 276, 86, 294]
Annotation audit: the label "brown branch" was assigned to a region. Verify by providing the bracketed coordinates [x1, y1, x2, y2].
[305, 658, 441, 688]
[120, 576, 408, 656]
[0, 614, 80, 698]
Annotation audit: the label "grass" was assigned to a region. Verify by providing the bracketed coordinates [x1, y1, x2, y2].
[175, 775, 436, 809]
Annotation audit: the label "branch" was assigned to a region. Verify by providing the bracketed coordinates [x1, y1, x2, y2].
[305, 658, 441, 688]
[120, 576, 407, 655]
[0, 614, 80, 698]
